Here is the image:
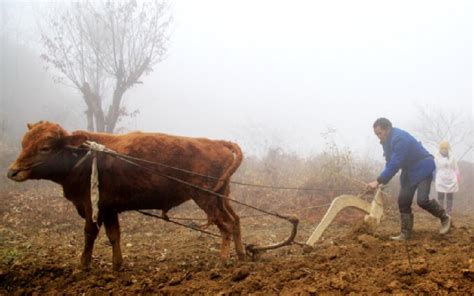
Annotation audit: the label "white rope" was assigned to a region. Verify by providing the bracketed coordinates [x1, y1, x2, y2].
[90, 152, 100, 223]
[84, 141, 114, 153]
[82, 141, 117, 223]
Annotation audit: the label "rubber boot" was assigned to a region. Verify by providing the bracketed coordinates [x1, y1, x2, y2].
[439, 214, 451, 235]
[391, 213, 413, 241]
[422, 200, 451, 235]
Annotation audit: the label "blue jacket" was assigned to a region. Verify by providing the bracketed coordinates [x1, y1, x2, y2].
[377, 127, 435, 187]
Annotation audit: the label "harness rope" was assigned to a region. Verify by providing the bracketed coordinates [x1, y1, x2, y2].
[111, 153, 297, 222]
[71, 144, 363, 194]
[136, 209, 221, 238]
[135, 201, 334, 223]
[71, 141, 376, 219]
[69, 141, 379, 254]
[79, 141, 117, 223]
[73, 142, 301, 249]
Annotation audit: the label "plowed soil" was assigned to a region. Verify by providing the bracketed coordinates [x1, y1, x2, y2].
[1, 186, 473, 295]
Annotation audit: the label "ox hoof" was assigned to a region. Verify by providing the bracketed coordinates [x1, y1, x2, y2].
[79, 263, 91, 271]
[219, 257, 236, 268]
[112, 263, 123, 271]
[112, 265, 122, 272]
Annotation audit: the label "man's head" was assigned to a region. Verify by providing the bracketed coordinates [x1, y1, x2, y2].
[373, 118, 392, 144]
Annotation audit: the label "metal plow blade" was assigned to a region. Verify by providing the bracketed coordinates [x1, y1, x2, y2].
[306, 187, 384, 246]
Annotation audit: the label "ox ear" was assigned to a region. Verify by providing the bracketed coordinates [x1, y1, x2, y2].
[27, 121, 45, 130]
[64, 134, 88, 147]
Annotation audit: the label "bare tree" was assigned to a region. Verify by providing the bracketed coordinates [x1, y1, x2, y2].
[412, 102, 471, 151]
[40, 0, 171, 132]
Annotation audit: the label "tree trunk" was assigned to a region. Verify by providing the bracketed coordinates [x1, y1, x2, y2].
[85, 108, 94, 132]
[81, 82, 106, 132]
[105, 87, 125, 133]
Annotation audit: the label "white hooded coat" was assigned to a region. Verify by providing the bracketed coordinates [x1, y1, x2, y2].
[434, 151, 459, 193]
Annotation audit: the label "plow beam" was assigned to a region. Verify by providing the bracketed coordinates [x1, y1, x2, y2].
[245, 215, 299, 260]
[306, 187, 384, 246]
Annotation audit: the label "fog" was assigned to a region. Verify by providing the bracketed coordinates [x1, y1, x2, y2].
[1, 0, 472, 160]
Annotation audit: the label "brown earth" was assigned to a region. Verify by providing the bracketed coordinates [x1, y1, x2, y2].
[0, 186, 473, 295]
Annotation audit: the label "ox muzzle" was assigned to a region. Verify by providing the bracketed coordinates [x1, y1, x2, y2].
[6, 163, 31, 182]
[6, 169, 19, 179]
[7, 156, 49, 181]
[6, 167, 25, 181]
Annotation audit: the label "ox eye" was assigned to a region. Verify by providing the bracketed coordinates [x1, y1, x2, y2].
[39, 146, 53, 154]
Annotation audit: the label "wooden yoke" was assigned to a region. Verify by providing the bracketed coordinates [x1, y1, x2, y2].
[306, 187, 384, 246]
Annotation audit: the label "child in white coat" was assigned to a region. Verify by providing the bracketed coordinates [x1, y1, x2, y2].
[434, 141, 459, 214]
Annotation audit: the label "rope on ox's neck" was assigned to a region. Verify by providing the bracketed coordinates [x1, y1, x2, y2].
[90, 151, 99, 223]
[75, 143, 361, 194]
[76, 141, 118, 224]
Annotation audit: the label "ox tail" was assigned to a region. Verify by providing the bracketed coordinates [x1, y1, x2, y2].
[213, 141, 243, 193]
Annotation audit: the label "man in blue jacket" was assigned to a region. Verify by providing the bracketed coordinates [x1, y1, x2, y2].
[367, 118, 451, 240]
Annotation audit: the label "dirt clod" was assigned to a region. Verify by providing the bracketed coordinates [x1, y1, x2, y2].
[231, 267, 250, 282]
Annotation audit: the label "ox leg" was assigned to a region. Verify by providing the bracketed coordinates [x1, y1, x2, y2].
[221, 187, 245, 260]
[214, 216, 233, 262]
[193, 193, 233, 262]
[103, 212, 123, 271]
[81, 219, 100, 270]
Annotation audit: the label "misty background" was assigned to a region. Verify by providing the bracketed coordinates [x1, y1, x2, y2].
[1, 3, 474, 289]
[1, 1, 472, 164]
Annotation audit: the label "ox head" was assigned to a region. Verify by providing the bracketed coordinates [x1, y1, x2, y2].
[7, 121, 87, 182]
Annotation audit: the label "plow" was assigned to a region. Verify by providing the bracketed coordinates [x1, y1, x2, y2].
[241, 186, 386, 259]
[306, 186, 384, 246]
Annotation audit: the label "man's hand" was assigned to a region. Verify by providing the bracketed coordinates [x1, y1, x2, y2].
[367, 180, 379, 192]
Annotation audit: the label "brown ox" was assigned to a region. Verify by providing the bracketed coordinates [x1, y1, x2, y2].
[7, 121, 245, 270]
